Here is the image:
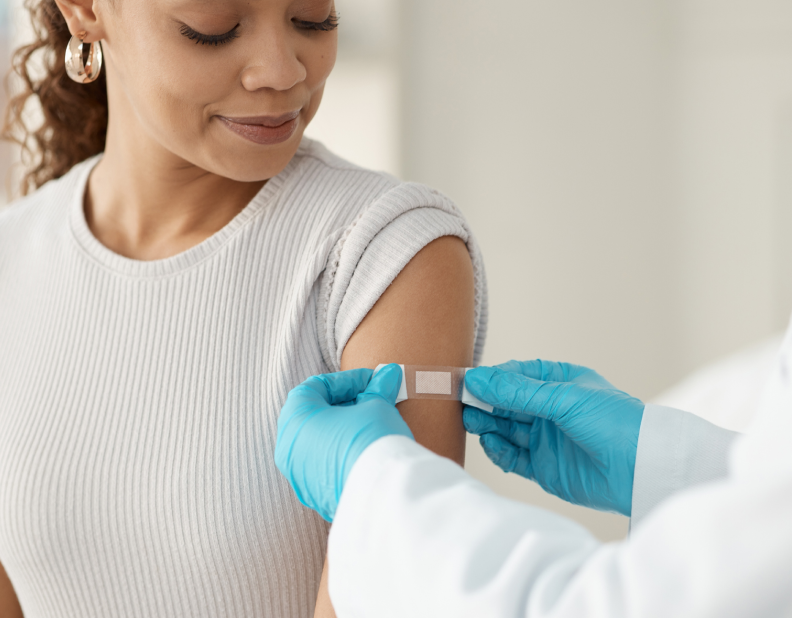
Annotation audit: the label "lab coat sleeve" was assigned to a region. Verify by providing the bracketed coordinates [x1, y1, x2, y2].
[631, 404, 740, 524]
[328, 433, 792, 616]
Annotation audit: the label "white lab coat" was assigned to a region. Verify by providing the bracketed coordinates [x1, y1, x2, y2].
[328, 329, 792, 616]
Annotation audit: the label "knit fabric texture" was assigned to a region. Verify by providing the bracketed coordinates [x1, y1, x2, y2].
[0, 138, 487, 617]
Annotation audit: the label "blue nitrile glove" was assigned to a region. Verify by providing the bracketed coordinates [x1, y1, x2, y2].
[464, 360, 644, 516]
[275, 364, 413, 522]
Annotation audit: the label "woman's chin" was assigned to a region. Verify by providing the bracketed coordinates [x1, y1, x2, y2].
[198, 135, 305, 183]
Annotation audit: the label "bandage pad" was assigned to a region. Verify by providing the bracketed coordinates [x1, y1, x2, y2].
[407, 365, 466, 401]
[374, 364, 494, 412]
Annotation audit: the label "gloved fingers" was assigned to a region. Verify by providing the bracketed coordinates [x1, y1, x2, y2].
[356, 363, 403, 406]
[463, 406, 533, 448]
[565, 366, 616, 390]
[466, 366, 578, 424]
[463, 405, 502, 435]
[480, 433, 533, 479]
[492, 359, 572, 382]
[280, 381, 332, 424]
[492, 359, 612, 389]
[299, 368, 374, 405]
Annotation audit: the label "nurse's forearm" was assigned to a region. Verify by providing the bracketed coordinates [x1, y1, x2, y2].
[329, 432, 792, 616]
[328, 436, 599, 616]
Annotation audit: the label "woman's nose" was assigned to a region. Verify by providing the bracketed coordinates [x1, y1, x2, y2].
[241, 35, 307, 92]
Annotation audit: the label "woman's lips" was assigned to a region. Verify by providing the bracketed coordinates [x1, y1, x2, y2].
[217, 110, 300, 145]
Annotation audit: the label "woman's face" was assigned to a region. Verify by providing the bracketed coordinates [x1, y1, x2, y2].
[94, 0, 337, 182]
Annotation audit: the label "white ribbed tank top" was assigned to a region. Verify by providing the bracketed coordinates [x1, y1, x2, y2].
[0, 139, 487, 617]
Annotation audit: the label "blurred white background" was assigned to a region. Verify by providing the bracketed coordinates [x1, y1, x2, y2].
[6, 0, 792, 541]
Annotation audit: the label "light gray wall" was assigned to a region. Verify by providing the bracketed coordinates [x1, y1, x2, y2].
[400, 0, 681, 399]
[398, 0, 792, 540]
[672, 1, 792, 367]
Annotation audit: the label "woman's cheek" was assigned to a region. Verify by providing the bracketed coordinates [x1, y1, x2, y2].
[163, 48, 234, 104]
[303, 40, 337, 115]
[315, 37, 339, 84]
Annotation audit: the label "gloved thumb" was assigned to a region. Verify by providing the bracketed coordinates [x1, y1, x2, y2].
[466, 365, 578, 424]
[357, 363, 403, 406]
[494, 359, 617, 390]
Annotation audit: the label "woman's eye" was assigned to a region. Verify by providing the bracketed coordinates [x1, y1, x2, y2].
[180, 23, 241, 46]
[293, 12, 339, 32]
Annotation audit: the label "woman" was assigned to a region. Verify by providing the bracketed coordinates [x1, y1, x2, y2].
[0, 0, 486, 616]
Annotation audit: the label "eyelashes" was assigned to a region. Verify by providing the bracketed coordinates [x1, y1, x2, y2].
[180, 23, 241, 46]
[294, 12, 340, 32]
[180, 12, 339, 46]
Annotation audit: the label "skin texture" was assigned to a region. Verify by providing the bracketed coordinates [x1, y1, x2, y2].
[56, 0, 337, 260]
[0, 562, 21, 618]
[314, 235, 476, 617]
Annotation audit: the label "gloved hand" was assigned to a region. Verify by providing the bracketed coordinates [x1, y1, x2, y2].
[275, 364, 413, 522]
[464, 360, 644, 516]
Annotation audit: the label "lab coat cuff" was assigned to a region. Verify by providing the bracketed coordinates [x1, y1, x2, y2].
[336, 434, 421, 521]
[632, 404, 739, 526]
[332, 433, 424, 535]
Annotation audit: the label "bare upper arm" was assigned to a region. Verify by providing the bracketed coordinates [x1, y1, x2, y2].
[0, 561, 22, 618]
[340, 234, 476, 464]
[315, 235, 476, 617]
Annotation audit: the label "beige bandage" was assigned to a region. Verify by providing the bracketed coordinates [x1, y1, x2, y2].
[374, 364, 494, 412]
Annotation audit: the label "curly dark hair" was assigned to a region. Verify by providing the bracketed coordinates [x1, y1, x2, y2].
[2, 0, 108, 196]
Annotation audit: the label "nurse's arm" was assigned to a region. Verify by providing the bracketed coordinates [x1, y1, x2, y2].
[0, 561, 23, 617]
[328, 432, 792, 616]
[313, 235, 476, 617]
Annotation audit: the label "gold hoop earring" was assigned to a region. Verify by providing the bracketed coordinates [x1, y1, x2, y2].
[65, 33, 103, 84]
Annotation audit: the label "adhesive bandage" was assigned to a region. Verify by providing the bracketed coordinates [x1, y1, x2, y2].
[374, 364, 494, 412]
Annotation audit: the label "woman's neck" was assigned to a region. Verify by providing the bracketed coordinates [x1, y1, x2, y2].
[86, 122, 266, 262]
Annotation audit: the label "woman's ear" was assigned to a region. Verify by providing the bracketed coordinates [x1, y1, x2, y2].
[53, 0, 107, 42]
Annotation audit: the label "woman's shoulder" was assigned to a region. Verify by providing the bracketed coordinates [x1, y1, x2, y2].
[0, 159, 92, 235]
[294, 138, 401, 205]
[0, 184, 60, 243]
[309, 140, 487, 372]
[293, 138, 464, 229]
[296, 137, 399, 183]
